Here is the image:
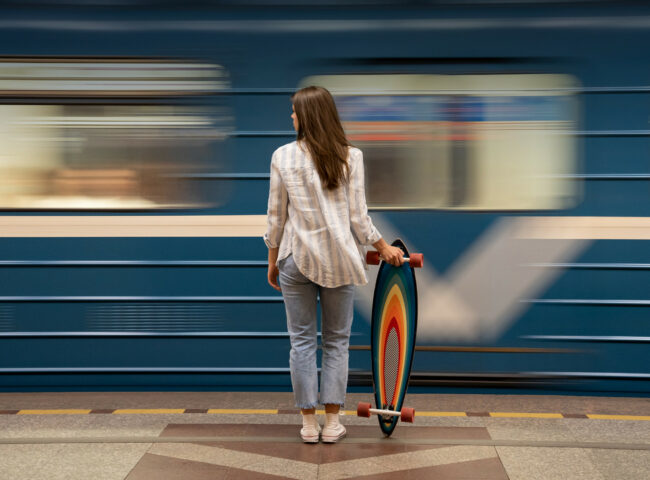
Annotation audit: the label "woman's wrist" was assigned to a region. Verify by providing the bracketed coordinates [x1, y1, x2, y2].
[268, 247, 279, 267]
[372, 238, 389, 254]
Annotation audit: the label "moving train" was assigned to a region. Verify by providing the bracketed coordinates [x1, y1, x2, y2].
[0, 0, 648, 394]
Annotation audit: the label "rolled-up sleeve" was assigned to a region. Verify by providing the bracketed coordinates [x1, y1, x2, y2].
[348, 149, 382, 245]
[263, 152, 288, 248]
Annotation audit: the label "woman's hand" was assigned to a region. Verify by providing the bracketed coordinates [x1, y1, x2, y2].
[268, 264, 281, 291]
[372, 238, 404, 267]
[379, 245, 405, 267]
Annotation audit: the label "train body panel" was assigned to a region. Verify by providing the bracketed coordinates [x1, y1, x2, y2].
[0, 1, 647, 393]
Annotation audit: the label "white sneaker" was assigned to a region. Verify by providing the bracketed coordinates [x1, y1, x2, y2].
[300, 414, 321, 443]
[322, 414, 346, 443]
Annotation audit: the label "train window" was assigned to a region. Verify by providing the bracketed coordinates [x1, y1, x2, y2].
[300, 74, 579, 210]
[0, 59, 231, 210]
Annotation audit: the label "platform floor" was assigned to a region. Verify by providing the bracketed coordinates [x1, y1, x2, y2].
[0, 392, 649, 479]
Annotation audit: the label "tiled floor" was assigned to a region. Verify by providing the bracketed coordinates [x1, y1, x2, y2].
[0, 392, 648, 479]
[127, 424, 508, 479]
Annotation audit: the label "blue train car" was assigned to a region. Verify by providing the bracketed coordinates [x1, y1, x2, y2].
[0, 0, 648, 394]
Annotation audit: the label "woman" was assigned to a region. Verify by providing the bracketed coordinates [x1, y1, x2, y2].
[263, 86, 403, 443]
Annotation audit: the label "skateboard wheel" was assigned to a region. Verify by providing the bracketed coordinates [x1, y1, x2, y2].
[366, 251, 381, 265]
[357, 402, 372, 418]
[400, 407, 415, 423]
[409, 254, 424, 268]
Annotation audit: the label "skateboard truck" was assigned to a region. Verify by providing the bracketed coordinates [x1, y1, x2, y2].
[366, 251, 424, 268]
[356, 401, 415, 423]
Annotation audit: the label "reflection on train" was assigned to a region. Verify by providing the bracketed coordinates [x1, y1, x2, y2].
[0, 0, 647, 395]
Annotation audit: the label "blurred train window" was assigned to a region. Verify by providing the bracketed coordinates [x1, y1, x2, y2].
[301, 74, 579, 210]
[0, 59, 231, 210]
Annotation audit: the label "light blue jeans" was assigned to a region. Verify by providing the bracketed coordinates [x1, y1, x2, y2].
[278, 255, 356, 409]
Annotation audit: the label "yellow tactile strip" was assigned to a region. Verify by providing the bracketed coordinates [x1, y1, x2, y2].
[1, 409, 649, 420]
[489, 412, 564, 419]
[17, 409, 92, 415]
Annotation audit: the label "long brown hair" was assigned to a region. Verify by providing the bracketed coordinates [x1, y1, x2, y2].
[292, 86, 351, 190]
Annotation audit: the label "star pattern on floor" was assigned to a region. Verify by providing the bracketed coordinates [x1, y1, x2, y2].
[126, 424, 510, 479]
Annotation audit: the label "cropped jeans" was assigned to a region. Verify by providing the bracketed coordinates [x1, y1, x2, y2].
[278, 255, 355, 409]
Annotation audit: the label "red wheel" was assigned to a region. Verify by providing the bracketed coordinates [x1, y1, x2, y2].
[357, 402, 372, 418]
[366, 251, 381, 265]
[409, 253, 423, 268]
[400, 407, 415, 423]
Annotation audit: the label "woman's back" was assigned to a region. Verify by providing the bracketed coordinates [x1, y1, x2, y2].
[266, 140, 378, 288]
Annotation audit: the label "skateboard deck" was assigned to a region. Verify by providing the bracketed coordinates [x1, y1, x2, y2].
[370, 238, 418, 436]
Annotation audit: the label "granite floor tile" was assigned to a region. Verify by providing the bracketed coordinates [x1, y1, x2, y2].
[318, 445, 498, 480]
[385, 425, 492, 440]
[0, 413, 168, 438]
[159, 422, 257, 438]
[587, 448, 650, 480]
[565, 418, 650, 443]
[486, 417, 575, 442]
[318, 443, 446, 465]
[126, 452, 292, 480]
[496, 446, 605, 480]
[147, 442, 319, 479]
[342, 456, 509, 479]
[0, 443, 150, 480]
[199, 440, 324, 464]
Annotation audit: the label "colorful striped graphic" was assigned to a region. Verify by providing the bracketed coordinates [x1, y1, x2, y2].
[371, 239, 418, 436]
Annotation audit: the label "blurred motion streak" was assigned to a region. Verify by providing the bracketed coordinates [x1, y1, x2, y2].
[304, 74, 579, 210]
[0, 59, 231, 210]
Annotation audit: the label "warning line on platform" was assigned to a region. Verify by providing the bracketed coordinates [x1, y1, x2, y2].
[1, 409, 649, 420]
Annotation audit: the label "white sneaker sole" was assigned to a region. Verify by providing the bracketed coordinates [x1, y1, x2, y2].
[301, 434, 320, 443]
[321, 431, 346, 444]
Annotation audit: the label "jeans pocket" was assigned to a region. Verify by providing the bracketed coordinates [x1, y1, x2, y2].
[277, 254, 293, 273]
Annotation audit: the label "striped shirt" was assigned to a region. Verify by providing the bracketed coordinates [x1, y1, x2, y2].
[263, 141, 382, 288]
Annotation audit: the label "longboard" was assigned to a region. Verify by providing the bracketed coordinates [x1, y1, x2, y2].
[358, 239, 421, 436]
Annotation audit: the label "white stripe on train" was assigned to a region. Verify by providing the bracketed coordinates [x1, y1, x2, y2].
[1, 214, 647, 343]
